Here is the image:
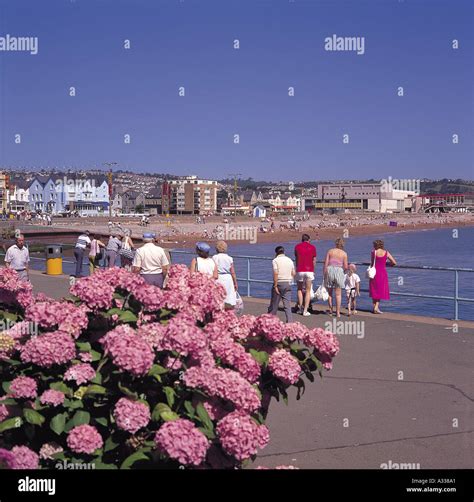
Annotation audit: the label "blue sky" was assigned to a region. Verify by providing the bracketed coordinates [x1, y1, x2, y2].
[0, 0, 472, 181]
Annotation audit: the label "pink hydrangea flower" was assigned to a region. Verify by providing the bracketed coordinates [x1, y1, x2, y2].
[161, 314, 208, 357]
[154, 419, 209, 466]
[79, 352, 93, 363]
[113, 398, 150, 434]
[0, 448, 16, 469]
[283, 322, 309, 342]
[39, 442, 63, 460]
[25, 301, 89, 338]
[20, 331, 76, 368]
[64, 363, 96, 385]
[11, 446, 39, 469]
[136, 322, 167, 350]
[67, 425, 103, 454]
[251, 314, 286, 342]
[39, 389, 65, 407]
[0, 404, 9, 421]
[183, 366, 261, 412]
[9, 376, 37, 399]
[101, 325, 154, 377]
[0, 268, 34, 309]
[216, 411, 269, 461]
[70, 271, 116, 310]
[268, 349, 301, 385]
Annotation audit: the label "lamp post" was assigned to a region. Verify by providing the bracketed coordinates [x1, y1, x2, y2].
[228, 173, 241, 218]
[103, 162, 117, 217]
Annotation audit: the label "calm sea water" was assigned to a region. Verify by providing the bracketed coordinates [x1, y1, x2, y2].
[173, 227, 474, 321]
[28, 227, 474, 320]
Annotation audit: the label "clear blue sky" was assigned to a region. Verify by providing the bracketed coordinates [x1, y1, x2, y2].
[0, 0, 472, 181]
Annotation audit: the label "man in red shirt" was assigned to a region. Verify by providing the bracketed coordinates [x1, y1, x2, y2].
[294, 233, 317, 316]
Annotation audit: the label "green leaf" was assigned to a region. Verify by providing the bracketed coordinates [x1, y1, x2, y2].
[104, 437, 119, 452]
[76, 342, 92, 351]
[164, 387, 175, 408]
[0, 397, 17, 405]
[196, 402, 214, 432]
[23, 408, 45, 426]
[152, 403, 170, 421]
[72, 410, 90, 426]
[95, 417, 108, 427]
[50, 382, 73, 397]
[160, 411, 179, 422]
[118, 382, 138, 399]
[50, 413, 67, 435]
[184, 400, 195, 418]
[2, 381, 11, 393]
[103, 307, 123, 318]
[85, 384, 107, 396]
[94, 461, 118, 469]
[198, 426, 216, 440]
[90, 350, 102, 362]
[120, 451, 149, 469]
[118, 310, 138, 322]
[249, 349, 269, 365]
[148, 364, 168, 377]
[90, 372, 103, 385]
[64, 399, 83, 409]
[0, 417, 22, 432]
[2, 311, 18, 322]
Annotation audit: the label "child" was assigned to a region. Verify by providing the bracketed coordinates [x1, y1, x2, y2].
[344, 264, 361, 316]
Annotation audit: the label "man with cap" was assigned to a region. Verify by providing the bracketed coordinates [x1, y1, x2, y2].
[5, 234, 30, 282]
[132, 232, 170, 287]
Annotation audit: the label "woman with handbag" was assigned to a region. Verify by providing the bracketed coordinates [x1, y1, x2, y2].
[213, 240, 238, 310]
[323, 238, 348, 318]
[89, 234, 106, 275]
[119, 232, 135, 271]
[369, 239, 397, 314]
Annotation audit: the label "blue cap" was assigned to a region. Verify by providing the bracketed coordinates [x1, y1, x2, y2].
[143, 232, 155, 239]
[196, 241, 211, 253]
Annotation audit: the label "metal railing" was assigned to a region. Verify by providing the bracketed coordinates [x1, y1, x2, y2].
[1, 248, 473, 321]
[169, 250, 474, 321]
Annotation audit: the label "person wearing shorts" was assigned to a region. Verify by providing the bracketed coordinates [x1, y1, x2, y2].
[294, 234, 317, 316]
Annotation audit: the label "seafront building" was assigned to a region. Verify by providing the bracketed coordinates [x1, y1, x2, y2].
[162, 176, 218, 214]
[0, 172, 8, 212]
[302, 182, 418, 213]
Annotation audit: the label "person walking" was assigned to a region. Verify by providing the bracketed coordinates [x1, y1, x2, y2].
[4, 234, 30, 282]
[369, 239, 397, 314]
[294, 233, 317, 316]
[105, 233, 122, 268]
[132, 232, 170, 286]
[213, 240, 238, 309]
[323, 238, 348, 318]
[119, 231, 135, 270]
[73, 231, 91, 278]
[268, 246, 295, 323]
[190, 242, 217, 279]
[89, 234, 106, 275]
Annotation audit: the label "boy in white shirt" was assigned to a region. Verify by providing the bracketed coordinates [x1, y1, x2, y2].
[344, 264, 361, 316]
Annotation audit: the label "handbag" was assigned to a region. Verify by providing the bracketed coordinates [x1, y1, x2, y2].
[366, 252, 377, 279]
[315, 284, 329, 302]
[118, 248, 135, 261]
[235, 292, 244, 314]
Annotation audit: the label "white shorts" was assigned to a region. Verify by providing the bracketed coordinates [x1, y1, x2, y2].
[297, 271, 314, 283]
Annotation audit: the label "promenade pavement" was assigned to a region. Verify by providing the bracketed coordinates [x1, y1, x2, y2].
[28, 270, 474, 469]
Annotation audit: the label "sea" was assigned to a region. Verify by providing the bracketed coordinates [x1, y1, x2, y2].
[27, 227, 474, 321]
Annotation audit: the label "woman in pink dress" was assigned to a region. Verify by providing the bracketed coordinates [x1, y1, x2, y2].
[369, 239, 397, 314]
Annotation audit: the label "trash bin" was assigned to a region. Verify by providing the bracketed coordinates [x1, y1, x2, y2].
[45, 245, 63, 275]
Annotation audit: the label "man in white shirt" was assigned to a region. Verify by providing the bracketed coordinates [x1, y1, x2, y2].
[268, 246, 295, 323]
[132, 232, 170, 287]
[5, 234, 30, 282]
[74, 231, 91, 277]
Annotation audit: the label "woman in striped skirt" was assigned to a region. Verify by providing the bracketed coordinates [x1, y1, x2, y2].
[323, 238, 349, 318]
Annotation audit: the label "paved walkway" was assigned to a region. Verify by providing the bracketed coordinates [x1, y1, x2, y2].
[28, 271, 474, 469]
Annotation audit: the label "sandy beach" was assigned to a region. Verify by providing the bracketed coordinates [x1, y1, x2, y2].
[8, 212, 474, 249]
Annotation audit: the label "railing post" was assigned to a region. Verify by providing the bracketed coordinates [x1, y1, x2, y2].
[454, 270, 459, 321]
[247, 258, 251, 297]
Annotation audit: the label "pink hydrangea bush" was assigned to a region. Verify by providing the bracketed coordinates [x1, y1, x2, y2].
[0, 265, 339, 469]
